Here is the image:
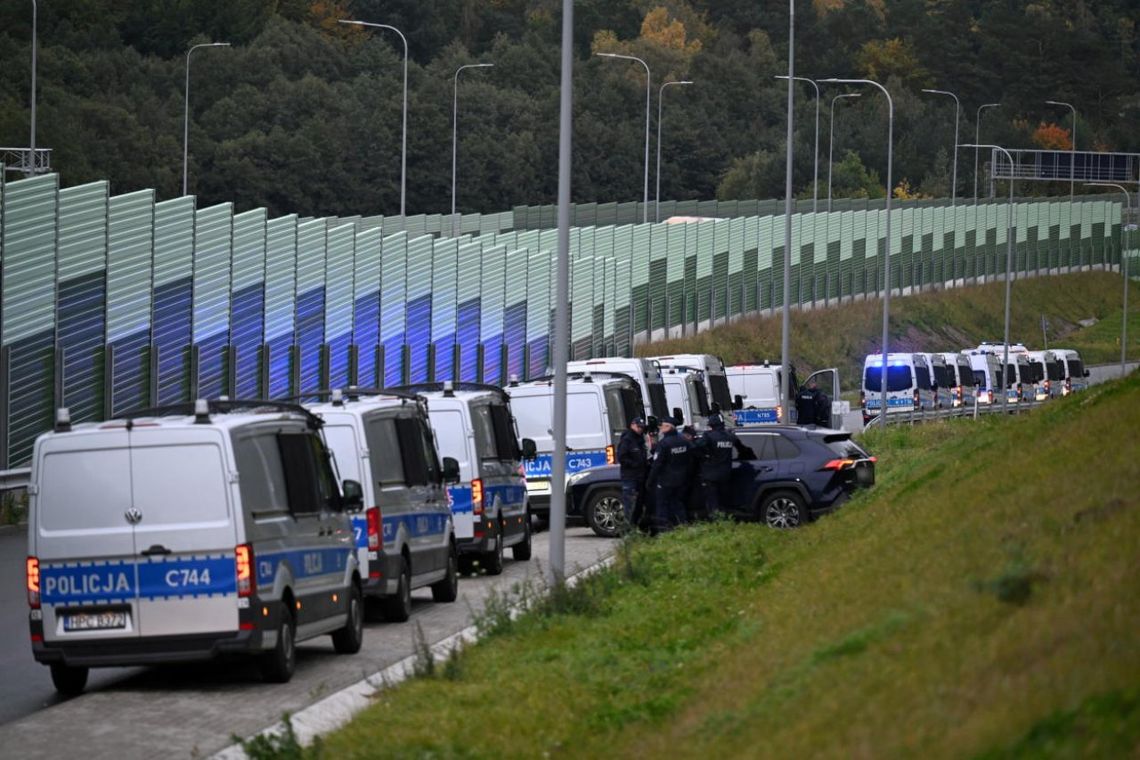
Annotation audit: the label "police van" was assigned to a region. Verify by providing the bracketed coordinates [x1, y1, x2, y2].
[305, 389, 458, 623]
[505, 373, 642, 521]
[1024, 351, 1063, 401]
[1051, 348, 1090, 395]
[860, 353, 936, 424]
[920, 353, 956, 409]
[26, 400, 364, 694]
[965, 351, 1002, 405]
[660, 365, 711, 428]
[567, 358, 671, 422]
[650, 354, 735, 424]
[394, 382, 534, 575]
[937, 352, 979, 408]
[974, 343, 1034, 402]
[725, 362, 795, 426]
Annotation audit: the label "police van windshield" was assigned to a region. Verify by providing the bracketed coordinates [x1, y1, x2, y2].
[647, 381, 669, 419]
[1025, 361, 1044, 383]
[708, 374, 733, 411]
[691, 380, 711, 416]
[864, 365, 912, 392]
[604, 387, 631, 434]
[914, 364, 932, 390]
[973, 369, 988, 389]
[934, 364, 956, 388]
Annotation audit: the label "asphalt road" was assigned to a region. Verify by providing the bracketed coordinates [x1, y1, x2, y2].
[0, 524, 616, 758]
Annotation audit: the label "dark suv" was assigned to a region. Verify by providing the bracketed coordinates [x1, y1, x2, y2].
[567, 426, 875, 534]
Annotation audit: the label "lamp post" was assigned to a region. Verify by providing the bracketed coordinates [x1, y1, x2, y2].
[451, 62, 493, 236]
[822, 78, 894, 427]
[1085, 183, 1131, 378]
[776, 76, 820, 213]
[827, 92, 860, 212]
[655, 80, 692, 223]
[921, 88, 960, 207]
[973, 103, 1000, 204]
[28, 0, 36, 175]
[597, 52, 651, 224]
[1046, 100, 1077, 202]
[779, 1, 795, 424]
[182, 42, 231, 197]
[338, 19, 409, 217]
[962, 143, 1017, 413]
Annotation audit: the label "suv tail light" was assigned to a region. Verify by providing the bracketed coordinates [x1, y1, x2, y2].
[472, 478, 484, 515]
[27, 557, 40, 609]
[366, 506, 382, 552]
[235, 544, 255, 598]
[605, 445, 615, 465]
[821, 458, 855, 471]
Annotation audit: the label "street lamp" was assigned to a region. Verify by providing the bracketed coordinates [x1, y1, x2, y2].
[973, 103, 1000, 203]
[921, 88, 960, 207]
[778, 2, 795, 423]
[827, 92, 860, 212]
[1046, 100, 1077, 202]
[776, 75, 820, 213]
[339, 19, 409, 218]
[596, 52, 652, 224]
[451, 62, 494, 236]
[1085, 183, 1131, 378]
[821, 78, 894, 427]
[655, 80, 693, 222]
[28, 0, 37, 176]
[961, 143, 1017, 413]
[182, 42, 231, 197]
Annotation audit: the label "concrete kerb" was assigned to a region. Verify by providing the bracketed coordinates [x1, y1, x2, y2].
[213, 553, 619, 758]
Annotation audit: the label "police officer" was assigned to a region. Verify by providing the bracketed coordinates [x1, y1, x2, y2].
[814, 384, 832, 427]
[796, 380, 823, 427]
[695, 413, 754, 518]
[616, 417, 649, 528]
[650, 416, 695, 531]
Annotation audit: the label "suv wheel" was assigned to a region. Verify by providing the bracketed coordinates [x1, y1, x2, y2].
[431, 541, 460, 602]
[381, 556, 413, 622]
[260, 603, 296, 683]
[760, 490, 808, 529]
[585, 488, 624, 538]
[331, 583, 364, 654]
[512, 512, 533, 561]
[483, 520, 505, 575]
[50, 663, 89, 696]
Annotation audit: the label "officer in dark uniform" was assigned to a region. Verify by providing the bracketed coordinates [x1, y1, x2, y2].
[814, 385, 832, 427]
[616, 417, 649, 527]
[796, 381, 823, 426]
[695, 413, 754, 518]
[650, 416, 694, 531]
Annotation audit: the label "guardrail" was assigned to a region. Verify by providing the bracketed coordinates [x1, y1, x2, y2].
[1, 468, 31, 492]
[866, 397, 1046, 427]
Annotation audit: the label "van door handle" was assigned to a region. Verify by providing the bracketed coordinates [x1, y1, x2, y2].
[141, 544, 172, 556]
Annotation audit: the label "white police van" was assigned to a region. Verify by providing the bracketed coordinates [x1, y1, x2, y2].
[1051, 348, 1090, 395]
[1023, 351, 1061, 401]
[725, 362, 794, 426]
[974, 343, 1034, 403]
[395, 382, 534, 575]
[651, 354, 735, 424]
[26, 400, 363, 694]
[505, 372, 642, 521]
[921, 353, 956, 409]
[660, 365, 711, 429]
[938, 352, 979, 408]
[965, 351, 1002, 405]
[306, 389, 458, 623]
[860, 353, 936, 424]
[567, 358, 671, 422]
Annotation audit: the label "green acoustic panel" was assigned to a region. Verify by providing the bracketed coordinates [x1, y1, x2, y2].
[324, 223, 354, 339]
[107, 190, 156, 343]
[480, 244, 506, 342]
[57, 182, 108, 283]
[431, 237, 458, 342]
[232, 209, 267, 294]
[379, 232, 407, 345]
[264, 215, 298, 343]
[2, 173, 57, 344]
[525, 247, 549, 343]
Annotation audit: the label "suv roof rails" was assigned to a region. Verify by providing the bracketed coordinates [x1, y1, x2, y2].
[288, 387, 425, 405]
[118, 399, 324, 429]
[391, 381, 511, 402]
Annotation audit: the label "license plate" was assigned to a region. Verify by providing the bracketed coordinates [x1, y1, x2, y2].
[63, 611, 127, 631]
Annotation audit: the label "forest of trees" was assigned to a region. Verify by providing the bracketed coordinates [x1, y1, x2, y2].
[1, 0, 1137, 219]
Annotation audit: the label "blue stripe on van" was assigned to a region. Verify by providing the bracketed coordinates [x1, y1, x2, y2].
[350, 512, 449, 549]
[734, 408, 779, 425]
[523, 450, 609, 480]
[255, 546, 351, 586]
[41, 554, 238, 604]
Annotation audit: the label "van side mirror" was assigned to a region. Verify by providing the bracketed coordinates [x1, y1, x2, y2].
[645, 415, 659, 434]
[710, 401, 721, 413]
[1083, 369, 1090, 378]
[441, 457, 461, 483]
[732, 394, 744, 411]
[672, 407, 684, 424]
[520, 438, 538, 460]
[341, 479, 364, 512]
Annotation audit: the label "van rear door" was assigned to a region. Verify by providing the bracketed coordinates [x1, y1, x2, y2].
[34, 431, 141, 643]
[127, 428, 240, 637]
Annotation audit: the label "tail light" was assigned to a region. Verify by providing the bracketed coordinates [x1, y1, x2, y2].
[1044, 380, 1051, 395]
[27, 557, 40, 609]
[821, 459, 855, 471]
[366, 506, 382, 552]
[858, 391, 865, 409]
[776, 404, 783, 421]
[913, 389, 920, 409]
[1017, 383, 1023, 400]
[235, 544, 255, 598]
[988, 390, 994, 404]
[472, 478, 484, 515]
[605, 445, 615, 465]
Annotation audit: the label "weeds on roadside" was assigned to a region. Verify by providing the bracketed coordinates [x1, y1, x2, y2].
[237, 713, 319, 760]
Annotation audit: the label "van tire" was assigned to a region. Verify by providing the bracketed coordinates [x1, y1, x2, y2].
[431, 541, 460, 602]
[585, 488, 624, 538]
[759, 490, 808, 529]
[261, 605, 296, 683]
[331, 583, 364, 654]
[483, 520, 505, 576]
[512, 513, 533, 561]
[381, 556, 412, 622]
[50, 663, 88, 696]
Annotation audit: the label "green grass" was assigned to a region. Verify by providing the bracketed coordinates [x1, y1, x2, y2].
[640, 271, 1138, 392]
[312, 374, 1140, 759]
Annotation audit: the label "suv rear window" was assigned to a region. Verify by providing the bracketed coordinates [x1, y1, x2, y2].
[824, 437, 867, 459]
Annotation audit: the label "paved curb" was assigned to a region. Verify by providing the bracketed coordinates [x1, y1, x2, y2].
[213, 554, 618, 758]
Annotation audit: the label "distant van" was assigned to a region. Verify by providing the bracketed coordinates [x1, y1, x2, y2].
[394, 382, 534, 575]
[725, 363, 791, 426]
[920, 353, 956, 409]
[567, 358, 671, 421]
[650, 354, 735, 424]
[307, 389, 459, 623]
[660, 365, 711, 428]
[965, 351, 1001, 405]
[28, 400, 365, 694]
[860, 353, 936, 424]
[1024, 351, 1064, 401]
[1051, 348, 1090, 394]
[938, 352, 979, 407]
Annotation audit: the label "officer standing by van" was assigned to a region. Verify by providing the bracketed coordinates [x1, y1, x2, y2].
[696, 413, 754, 517]
[650, 416, 694, 531]
[796, 380, 822, 426]
[616, 417, 649, 527]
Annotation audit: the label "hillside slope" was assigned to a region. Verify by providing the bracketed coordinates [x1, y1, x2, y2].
[640, 271, 1137, 389]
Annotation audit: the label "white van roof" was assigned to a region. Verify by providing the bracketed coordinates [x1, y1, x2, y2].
[45, 400, 319, 439]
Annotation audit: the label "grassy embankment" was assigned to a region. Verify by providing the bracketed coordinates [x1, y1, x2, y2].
[313, 373, 1140, 758]
[642, 271, 1138, 391]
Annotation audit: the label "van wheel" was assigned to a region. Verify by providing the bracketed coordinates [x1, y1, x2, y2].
[260, 604, 296, 683]
[483, 520, 505, 575]
[381, 556, 412, 622]
[431, 542, 460, 603]
[512, 513, 533, 561]
[49, 663, 88, 696]
[760, 490, 807, 530]
[585, 488, 624, 538]
[331, 583, 364, 654]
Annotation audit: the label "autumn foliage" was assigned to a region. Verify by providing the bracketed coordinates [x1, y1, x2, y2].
[1032, 122, 1073, 151]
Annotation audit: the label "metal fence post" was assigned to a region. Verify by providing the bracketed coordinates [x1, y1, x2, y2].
[0, 345, 10, 469]
[348, 344, 359, 387]
[476, 344, 485, 383]
[149, 343, 161, 405]
[401, 344, 411, 385]
[319, 344, 331, 392]
[375, 345, 385, 389]
[426, 343, 437, 383]
[53, 346, 65, 412]
[259, 343, 271, 398]
[499, 343, 510, 386]
[106, 343, 118, 418]
[226, 345, 238, 398]
[452, 343, 462, 382]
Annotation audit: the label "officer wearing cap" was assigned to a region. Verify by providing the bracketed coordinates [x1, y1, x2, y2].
[616, 416, 649, 527]
[695, 413, 754, 517]
[650, 416, 695, 531]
